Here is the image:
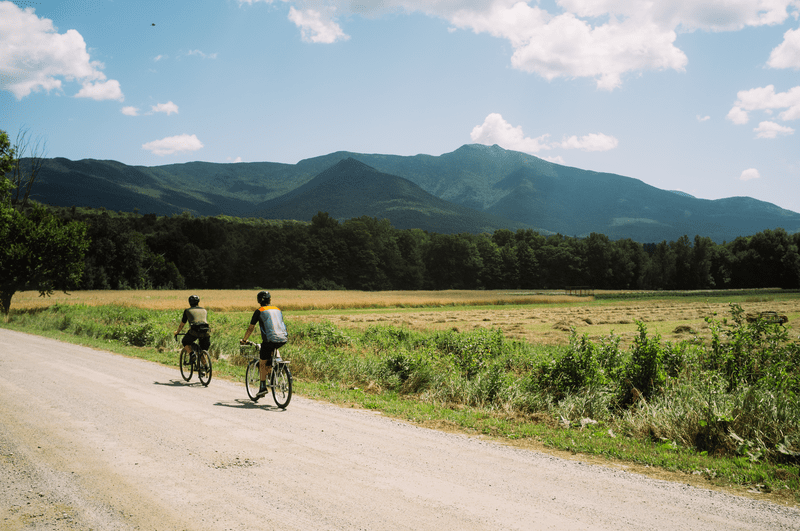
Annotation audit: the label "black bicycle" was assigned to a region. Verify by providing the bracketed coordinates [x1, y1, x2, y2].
[241, 341, 292, 408]
[175, 333, 213, 386]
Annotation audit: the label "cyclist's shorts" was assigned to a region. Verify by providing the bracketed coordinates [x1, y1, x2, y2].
[260, 341, 286, 362]
[183, 332, 211, 351]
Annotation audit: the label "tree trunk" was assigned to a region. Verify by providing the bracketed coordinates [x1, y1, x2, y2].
[0, 289, 14, 316]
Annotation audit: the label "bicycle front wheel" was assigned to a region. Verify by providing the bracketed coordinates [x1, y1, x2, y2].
[179, 350, 193, 381]
[271, 364, 292, 408]
[245, 359, 261, 401]
[198, 351, 212, 387]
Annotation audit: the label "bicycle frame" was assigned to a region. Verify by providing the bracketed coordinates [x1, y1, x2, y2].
[241, 341, 292, 407]
[176, 333, 213, 386]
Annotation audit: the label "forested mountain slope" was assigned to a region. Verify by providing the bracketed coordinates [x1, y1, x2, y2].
[25, 145, 800, 242]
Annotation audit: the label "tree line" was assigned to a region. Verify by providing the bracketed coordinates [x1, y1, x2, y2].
[56, 207, 800, 292]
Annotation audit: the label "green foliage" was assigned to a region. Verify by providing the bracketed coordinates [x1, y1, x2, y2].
[622, 322, 667, 403]
[295, 320, 352, 347]
[0, 130, 14, 176]
[38, 202, 800, 293]
[429, 328, 505, 379]
[1, 190, 89, 315]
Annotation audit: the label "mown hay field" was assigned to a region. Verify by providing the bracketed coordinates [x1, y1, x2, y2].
[11, 289, 800, 346]
[10, 289, 587, 312]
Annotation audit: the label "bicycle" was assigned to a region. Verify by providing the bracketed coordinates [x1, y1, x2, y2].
[175, 333, 213, 386]
[240, 341, 292, 408]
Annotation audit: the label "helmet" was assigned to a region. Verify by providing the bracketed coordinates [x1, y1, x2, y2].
[257, 290, 271, 305]
[188, 295, 200, 307]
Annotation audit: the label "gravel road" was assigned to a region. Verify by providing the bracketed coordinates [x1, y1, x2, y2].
[1, 328, 799, 530]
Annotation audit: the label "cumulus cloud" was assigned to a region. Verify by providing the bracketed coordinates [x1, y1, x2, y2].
[0, 2, 123, 100]
[121, 106, 140, 116]
[696, 115, 710, 122]
[142, 134, 204, 156]
[768, 27, 800, 69]
[470, 113, 553, 153]
[150, 101, 179, 115]
[470, 113, 618, 155]
[241, 1, 798, 89]
[754, 120, 795, 138]
[558, 133, 619, 151]
[740, 168, 761, 181]
[727, 84, 800, 125]
[75, 80, 124, 101]
[288, 7, 350, 43]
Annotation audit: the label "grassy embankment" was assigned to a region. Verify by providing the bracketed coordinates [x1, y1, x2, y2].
[3, 289, 799, 506]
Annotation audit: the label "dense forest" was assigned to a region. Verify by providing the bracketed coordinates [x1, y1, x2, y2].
[55, 207, 800, 292]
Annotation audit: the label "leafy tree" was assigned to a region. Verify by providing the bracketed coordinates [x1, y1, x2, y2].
[423, 233, 483, 289]
[0, 130, 14, 175]
[0, 129, 89, 315]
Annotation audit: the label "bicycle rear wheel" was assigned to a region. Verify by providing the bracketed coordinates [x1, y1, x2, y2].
[271, 363, 292, 408]
[179, 350, 193, 381]
[198, 351, 212, 386]
[245, 359, 261, 401]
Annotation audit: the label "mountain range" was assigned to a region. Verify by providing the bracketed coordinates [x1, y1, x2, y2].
[24, 144, 800, 243]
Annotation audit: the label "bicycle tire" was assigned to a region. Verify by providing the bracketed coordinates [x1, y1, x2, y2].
[245, 359, 261, 401]
[179, 350, 193, 381]
[198, 351, 212, 386]
[271, 363, 292, 408]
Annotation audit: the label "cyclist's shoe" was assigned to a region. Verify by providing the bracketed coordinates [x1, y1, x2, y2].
[256, 382, 268, 398]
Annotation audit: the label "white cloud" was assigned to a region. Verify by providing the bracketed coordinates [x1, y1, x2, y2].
[754, 120, 795, 138]
[470, 113, 553, 153]
[142, 134, 204, 156]
[121, 106, 140, 116]
[75, 79, 124, 101]
[470, 113, 618, 155]
[727, 84, 800, 124]
[288, 7, 350, 43]
[740, 168, 761, 181]
[696, 115, 710, 122]
[153, 54, 167, 62]
[727, 106, 750, 125]
[768, 27, 800, 69]
[558, 133, 619, 151]
[450, 4, 687, 91]
[0, 2, 123, 100]
[254, 1, 798, 89]
[187, 49, 218, 59]
[151, 101, 179, 115]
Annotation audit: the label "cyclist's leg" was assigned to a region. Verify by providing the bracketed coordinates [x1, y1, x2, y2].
[180, 334, 194, 359]
[199, 336, 211, 353]
[258, 343, 275, 390]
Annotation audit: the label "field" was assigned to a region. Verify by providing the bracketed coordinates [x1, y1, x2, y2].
[12, 289, 800, 346]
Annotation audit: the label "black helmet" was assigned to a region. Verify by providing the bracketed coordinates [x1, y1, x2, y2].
[188, 294, 200, 307]
[257, 291, 271, 305]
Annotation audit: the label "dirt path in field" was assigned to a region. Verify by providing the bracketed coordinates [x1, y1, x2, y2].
[2, 328, 799, 530]
[296, 298, 800, 346]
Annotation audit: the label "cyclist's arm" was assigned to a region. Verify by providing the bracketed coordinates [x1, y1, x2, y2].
[241, 324, 256, 344]
[175, 310, 188, 336]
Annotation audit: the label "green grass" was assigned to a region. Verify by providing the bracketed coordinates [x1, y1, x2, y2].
[2, 301, 799, 506]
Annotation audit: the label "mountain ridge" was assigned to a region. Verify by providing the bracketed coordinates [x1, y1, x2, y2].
[21, 144, 800, 242]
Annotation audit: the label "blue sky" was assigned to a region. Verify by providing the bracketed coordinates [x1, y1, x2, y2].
[2, 0, 800, 215]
